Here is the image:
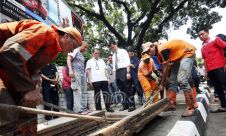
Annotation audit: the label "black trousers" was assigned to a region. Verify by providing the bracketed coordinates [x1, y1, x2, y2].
[131, 77, 144, 101]
[42, 85, 59, 120]
[208, 68, 226, 108]
[116, 68, 135, 108]
[92, 81, 111, 110]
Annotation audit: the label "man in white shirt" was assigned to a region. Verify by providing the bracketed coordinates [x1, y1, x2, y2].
[86, 48, 114, 112]
[108, 41, 135, 112]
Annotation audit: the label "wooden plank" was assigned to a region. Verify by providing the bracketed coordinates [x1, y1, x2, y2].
[38, 111, 105, 136]
[89, 98, 170, 136]
[56, 120, 106, 136]
[0, 104, 105, 122]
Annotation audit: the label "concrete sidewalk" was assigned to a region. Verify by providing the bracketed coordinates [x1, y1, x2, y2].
[138, 86, 210, 136]
[206, 95, 226, 136]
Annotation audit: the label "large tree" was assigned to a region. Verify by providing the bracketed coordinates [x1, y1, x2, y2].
[66, 0, 226, 54]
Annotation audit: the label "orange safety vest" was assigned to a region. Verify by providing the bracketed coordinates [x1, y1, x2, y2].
[157, 39, 196, 63]
[0, 20, 62, 103]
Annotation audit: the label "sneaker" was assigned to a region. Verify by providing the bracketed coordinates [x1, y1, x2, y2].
[139, 101, 143, 105]
[119, 107, 128, 111]
[210, 107, 226, 113]
[106, 107, 115, 113]
[128, 107, 136, 112]
[111, 104, 116, 107]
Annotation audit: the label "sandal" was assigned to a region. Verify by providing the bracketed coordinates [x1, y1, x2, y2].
[81, 111, 89, 115]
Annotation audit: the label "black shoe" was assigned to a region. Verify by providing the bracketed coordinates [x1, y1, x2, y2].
[139, 101, 143, 105]
[128, 107, 136, 112]
[106, 108, 115, 113]
[119, 107, 128, 111]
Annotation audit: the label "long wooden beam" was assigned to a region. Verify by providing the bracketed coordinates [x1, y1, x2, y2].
[89, 98, 170, 136]
[38, 111, 106, 136]
[0, 104, 105, 122]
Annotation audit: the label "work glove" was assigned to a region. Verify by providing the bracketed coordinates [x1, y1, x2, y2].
[21, 84, 43, 107]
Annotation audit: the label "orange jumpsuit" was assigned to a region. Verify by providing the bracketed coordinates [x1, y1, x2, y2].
[138, 57, 159, 103]
[0, 20, 62, 135]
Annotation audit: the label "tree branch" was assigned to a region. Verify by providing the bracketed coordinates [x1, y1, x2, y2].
[132, 13, 146, 26]
[155, 0, 190, 34]
[136, 0, 162, 52]
[67, 1, 102, 19]
[97, 0, 125, 44]
[111, 0, 133, 45]
[68, 0, 126, 44]
[112, 0, 131, 15]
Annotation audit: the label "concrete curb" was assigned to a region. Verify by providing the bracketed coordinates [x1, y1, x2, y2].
[167, 89, 210, 136]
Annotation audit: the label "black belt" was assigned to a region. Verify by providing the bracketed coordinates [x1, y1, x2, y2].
[116, 67, 126, 72]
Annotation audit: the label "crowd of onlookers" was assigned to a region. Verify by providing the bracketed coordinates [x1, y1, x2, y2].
[40, 28, 226, 120]
[1, 19, 226, 135]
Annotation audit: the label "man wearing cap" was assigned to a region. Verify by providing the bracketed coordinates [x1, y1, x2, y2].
[138, 42, 160, 102]
[108, 41, 135, 112]
[0, 20, 82, 135]
[155, 39, 197, 117]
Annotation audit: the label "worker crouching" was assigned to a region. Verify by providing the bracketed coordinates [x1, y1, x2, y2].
[138, 42, 161, 103]
[155, 40, 197, 117]
[0, 20, 82, 135]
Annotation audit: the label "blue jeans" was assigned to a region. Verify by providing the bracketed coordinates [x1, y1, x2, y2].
[64, 87, 74, 111]
[169, 57, 194, 92]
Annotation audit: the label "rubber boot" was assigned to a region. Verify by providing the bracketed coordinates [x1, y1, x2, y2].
[182, 91, 195, 117]
[192, 87, 198, 108]
[165, 90, 176, 111]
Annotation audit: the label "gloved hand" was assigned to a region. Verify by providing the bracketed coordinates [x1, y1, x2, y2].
[21, 84, 43, 107]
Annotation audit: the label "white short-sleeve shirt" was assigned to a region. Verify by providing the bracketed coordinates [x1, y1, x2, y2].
[67, 48, 85, 74]
[86, 58, 108, 82]
[112, 48, 131, 71]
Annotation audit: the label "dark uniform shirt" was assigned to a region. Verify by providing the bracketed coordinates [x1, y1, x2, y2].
[41, 64, 57, 87]
[130, 56, 140, 80]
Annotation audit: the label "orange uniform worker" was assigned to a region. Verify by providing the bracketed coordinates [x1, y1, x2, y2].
[155, 39, 197, 117]
[0, 20, 82, 135]
[138, 42, 160, 103]
[138, 54, 159, 103]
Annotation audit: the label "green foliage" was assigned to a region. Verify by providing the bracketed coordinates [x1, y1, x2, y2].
[66, 0, 225, 54]
[196, 57, 204, 65]
[53, 53, 67, 66]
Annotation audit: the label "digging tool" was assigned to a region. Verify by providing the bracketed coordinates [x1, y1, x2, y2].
[143, 87, 161, 108]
